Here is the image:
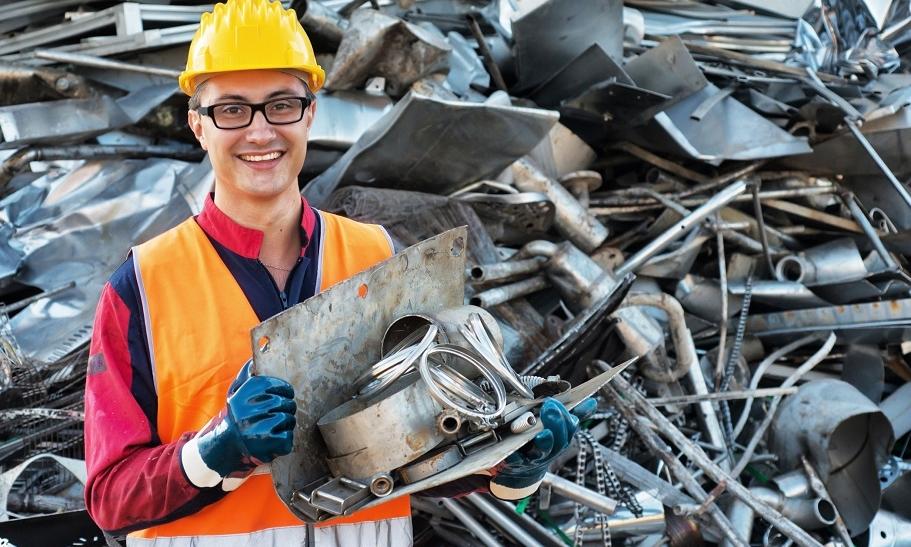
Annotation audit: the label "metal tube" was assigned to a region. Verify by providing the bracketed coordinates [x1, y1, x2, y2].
[440, 498, 504, 547]
[752, 181, 776, 274]
[619, 293, 696, 380]
[616, 179, 748, 276]
[542, 472, 618, 515]
[842, 192, 899, 271]
[491, 498, 565, 547]
[511, 158, 609, 253]
[469, 275, 549, 308]
[469, 257, 546, 284]
[649, 387, 797, 406]
[845, 121, 911, 210]
[466, 494, 545, 547]
[723, 487, 837, 547]
[590, 185, 837, 210]
[35, 49, 182, 78]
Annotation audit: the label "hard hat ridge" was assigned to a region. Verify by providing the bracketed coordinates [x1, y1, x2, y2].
[179, 0, 325, 96]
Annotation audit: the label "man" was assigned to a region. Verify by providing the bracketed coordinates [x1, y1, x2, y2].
[83, 1, 592, 545]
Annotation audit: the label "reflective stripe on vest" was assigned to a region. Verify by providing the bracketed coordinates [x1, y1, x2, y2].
[128, 211, 409, 545]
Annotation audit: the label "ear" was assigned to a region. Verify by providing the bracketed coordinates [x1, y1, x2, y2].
[304, 100, 317, 130]
[187, 110, 208, 150]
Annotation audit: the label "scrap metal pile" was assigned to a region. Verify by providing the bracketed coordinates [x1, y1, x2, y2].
[0, 0, 909, 545]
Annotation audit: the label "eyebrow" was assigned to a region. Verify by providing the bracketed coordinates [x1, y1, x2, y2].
[211, 88, 304, 103]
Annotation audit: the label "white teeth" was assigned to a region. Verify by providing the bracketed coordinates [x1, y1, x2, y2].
[240, 151, 281, 162]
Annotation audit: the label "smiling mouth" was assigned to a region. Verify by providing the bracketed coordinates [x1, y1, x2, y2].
[238, 151, 283, 162]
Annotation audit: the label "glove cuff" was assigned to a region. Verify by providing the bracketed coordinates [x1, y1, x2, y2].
[180, 435, 224, 488]
[489, 476, 545, 500]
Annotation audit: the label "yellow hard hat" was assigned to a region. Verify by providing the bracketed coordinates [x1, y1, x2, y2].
[179, 0, 325, 96]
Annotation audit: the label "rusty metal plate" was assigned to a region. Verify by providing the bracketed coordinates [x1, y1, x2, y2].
[251, 227, 466, 515]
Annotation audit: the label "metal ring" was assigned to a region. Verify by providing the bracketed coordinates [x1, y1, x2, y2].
[356, 325, 438, 398]
[418, 344, 507, 420]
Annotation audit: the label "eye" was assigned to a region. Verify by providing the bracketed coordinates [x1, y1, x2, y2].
[214, 104, 248, 117]
[268, 99, 295, 111]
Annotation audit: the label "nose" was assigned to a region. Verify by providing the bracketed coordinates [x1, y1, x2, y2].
[244, 110, 276, 144]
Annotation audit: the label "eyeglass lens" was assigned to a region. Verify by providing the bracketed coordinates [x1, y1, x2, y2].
[212, 98, 306, 129]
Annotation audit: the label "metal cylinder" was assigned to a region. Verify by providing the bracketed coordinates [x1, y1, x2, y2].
[511, 158, 609, 252]
[437, 409, 462, 435]
[440, 498, 504, 547]
[618, 293, 696, 382]
[617, 178, 748, 276]
[770, 379, 895, 536]
[542, 472, 618, 515]
[382, 305, 504, 362]
[723, 487, 837, 547]
[509, 411, 537, 433]
[469, 275, 549, 308]
[369, 472, 394, 497]
[515, 240, 619, 312]
[469, 257, 546, 284]
[466, 494, 546, 547]
[318, 374, 445, 480]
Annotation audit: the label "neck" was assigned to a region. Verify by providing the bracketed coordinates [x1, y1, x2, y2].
[213, 186, 302, 266]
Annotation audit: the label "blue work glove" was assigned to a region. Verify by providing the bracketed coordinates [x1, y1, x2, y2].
[490, 397, 597, 500]
[180, 360, 297, 490]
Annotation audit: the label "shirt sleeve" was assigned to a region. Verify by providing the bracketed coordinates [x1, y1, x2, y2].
[83, 257, 227, 534]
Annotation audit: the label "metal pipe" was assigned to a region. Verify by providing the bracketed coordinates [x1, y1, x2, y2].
[490, 498, 565, 547]
[511, 158, 609, 253]
[842, 192, 899, 271]
[541, 472, 619, 515]
[35, 49, 182, 78]
[619, 293, 696, 380]
[468, 257, 546, 284]
[440, 498, 504, 547]
[752, 181, 776, 274]
[845, 121, 911, 210]
[616, 179, 748, 276]
[466, 494, 545, 547]
[469, 275, 549, 308]
[723, 488, 837, 547]
[648, 387, 798, 406]
[515, 240, 620, 312]
[590, 185, 837, 210]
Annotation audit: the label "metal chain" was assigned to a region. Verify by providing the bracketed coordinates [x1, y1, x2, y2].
[573, 435, 590, 547]
[721, 276, 753, 452]
[573, 430, 613, 547]
[581, 429, 643, 517]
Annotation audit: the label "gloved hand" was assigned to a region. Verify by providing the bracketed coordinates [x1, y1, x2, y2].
[490, 397, 597, 500]
[180, 359, 297, 489]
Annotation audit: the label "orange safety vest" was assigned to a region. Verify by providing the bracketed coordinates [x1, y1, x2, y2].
[126, 210, 411, 546]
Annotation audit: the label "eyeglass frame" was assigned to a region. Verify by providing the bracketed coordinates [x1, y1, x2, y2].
[194, 95, 315, 129]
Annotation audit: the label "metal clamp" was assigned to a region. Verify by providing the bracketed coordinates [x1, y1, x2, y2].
[308, 477, 372, 516]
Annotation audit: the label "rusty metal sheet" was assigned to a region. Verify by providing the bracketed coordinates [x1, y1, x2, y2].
[251, 227, 466, 511]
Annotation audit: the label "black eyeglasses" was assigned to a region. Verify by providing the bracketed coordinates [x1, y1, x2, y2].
[195, 96, 313, 129]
